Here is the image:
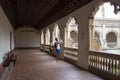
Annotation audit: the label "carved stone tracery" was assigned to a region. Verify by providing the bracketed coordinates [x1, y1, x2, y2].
[110, 2, 120, 14]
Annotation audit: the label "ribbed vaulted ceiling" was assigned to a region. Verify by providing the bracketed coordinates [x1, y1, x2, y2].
[0, 0, 92, 30]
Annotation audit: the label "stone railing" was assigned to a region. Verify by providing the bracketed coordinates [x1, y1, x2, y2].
[40, 44, 55, 55]
[40, 44, 45, 51]
[64, 48, 78, 64]
[89, 51, 120, 80]
[44, 45, 50, 52]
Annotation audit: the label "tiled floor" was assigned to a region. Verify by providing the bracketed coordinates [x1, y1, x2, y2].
[9, 50, 104, 80]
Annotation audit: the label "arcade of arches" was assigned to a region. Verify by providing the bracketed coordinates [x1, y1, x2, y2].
[0, 0, 120, 80]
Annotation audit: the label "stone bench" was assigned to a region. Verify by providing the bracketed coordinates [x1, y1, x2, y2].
[3, 52, 17, 67]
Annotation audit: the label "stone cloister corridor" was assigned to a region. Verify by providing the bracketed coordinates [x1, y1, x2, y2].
[0, 0, 120, 80]
[1, 49, 103, 80]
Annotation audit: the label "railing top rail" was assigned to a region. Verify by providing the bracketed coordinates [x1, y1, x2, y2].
[89, 51, 120, 60]
[64, 47, 78, 51]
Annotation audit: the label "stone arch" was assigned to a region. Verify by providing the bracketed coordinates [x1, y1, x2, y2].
[45, 29, 50, 45]
[15, 27, 39, 35]
[89, 0, 120, 51]
[89, 0, 120, 22]
[106, 30, 118, 37]
[89, 0, 104, 51]
[103, 26, 119, 49]
[106, 31, 117, 48]
[106, 32, 117, 42]
[65, 16, 78, 48]
[15, 27, 40, 48]
[52, 23, 60, 43]
[41, 31, 44, 44]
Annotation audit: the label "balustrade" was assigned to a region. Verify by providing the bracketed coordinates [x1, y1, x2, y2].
[64, 48, 78, 64]
[89, 51, 120, 80]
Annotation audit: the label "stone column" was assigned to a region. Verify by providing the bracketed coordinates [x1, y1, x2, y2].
[39, 31, 41, 49]
[77, 16, 89, 69]
[58, 19, 67, 59]
[43, 29, 46, 50]
[102, 24, 107, 50]
[117, 25, 120, 48]
[49, 27, 53, 44]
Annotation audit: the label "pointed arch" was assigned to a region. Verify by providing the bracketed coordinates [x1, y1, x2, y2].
[89, 1, 120, 51]
[52, 24, 60, 43]
[106, 31, 117, 48]
[41, 31, 44, 44]
[45, 29, 50, 45]
[65, 17, 78, 48]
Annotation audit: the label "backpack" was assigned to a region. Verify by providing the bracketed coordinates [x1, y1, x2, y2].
[54, 42, 57, 48]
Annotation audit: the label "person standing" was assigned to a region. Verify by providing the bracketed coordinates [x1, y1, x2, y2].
[54, 38, 63, 61]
